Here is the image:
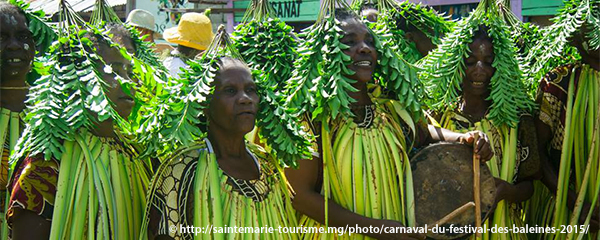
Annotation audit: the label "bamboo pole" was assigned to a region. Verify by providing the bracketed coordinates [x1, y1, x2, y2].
[473, 134, 482, 238]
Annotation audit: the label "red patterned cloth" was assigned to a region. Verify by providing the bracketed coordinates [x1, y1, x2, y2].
[536, 63, 581, 155]
[6, 154, 59, 227]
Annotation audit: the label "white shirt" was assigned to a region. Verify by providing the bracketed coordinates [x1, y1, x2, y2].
[163, 56, 188, 78]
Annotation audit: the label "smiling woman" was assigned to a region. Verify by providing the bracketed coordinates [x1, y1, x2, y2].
[432, 25, 538, 210]
[284, 6, 493, 240]
[420, 2, 540, 236]
[0, 2, 35, 238]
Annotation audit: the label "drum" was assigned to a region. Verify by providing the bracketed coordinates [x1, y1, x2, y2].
[411, 142, 496, 239]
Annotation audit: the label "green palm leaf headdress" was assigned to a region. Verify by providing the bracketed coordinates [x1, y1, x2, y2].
[351, 0, 453, 63]
[524, 0, 599, 89]
[418, 0, 535, 128]
[87, 0, 170, 149]
[285, 0, 425, 122]
[142, 26, 312, 167]
[232, 0, 299, 93]
[11, 0, 137, 161]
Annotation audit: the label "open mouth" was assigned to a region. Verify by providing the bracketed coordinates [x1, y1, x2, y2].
[353, 60, 372, 67]
[2, 57, 28, 66]
[7, 58, 23, 63]
[472, 81, 485, 87]
[119, 96, 135, 103]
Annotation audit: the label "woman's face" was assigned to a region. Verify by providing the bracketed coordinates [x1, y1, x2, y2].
[97, 41, 136, 119]
[208, 64, 259, 135]
[0, 12, 35, 81]
[463, 37, 495, 96]
[340, 18, 378, 84]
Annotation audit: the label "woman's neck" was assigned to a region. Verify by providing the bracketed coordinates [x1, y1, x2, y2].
[0, 77, 29, 112]
[207, 126, 247, 159]
[461, 92, 491, 122]
[207, 125, 260, 180]
[348, 82, 373, 122]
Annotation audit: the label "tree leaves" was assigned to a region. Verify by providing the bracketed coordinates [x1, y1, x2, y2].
[285, 15, 357, 122]
[255, 71, 313, 168]
[523, 0, 598, 92]
[233, 17, 298, 93]
[370, 9, 425, 119]
[11, 3, 138, 161]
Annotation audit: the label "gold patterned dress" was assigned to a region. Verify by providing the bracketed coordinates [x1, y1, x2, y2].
[143, 139, 299, 240]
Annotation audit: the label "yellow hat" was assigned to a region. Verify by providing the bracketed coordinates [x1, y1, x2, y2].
[163, 12, 214, 51]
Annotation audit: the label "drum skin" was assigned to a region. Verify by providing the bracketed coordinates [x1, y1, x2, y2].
[410, 142, 496, 239]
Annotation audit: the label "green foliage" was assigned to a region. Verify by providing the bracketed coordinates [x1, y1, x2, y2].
[486, 16, 536, 125]
[124, 25, 170, 145]
[370, 13, 424, 119]
[394, 1, 454, 46]
[140, 27, 312, 167]
[418, 17, 473, 112]
[524, 0, 599, 92]
[285, 16, 358, 122]
[11, 2, 136, 161]
[90, 0, 122, 25]
[351, 0, 453, 60]
[419, 0, 535, 128]
[233, 0, 299, 93]
[370, 9, 422, 63]
[255, 70, 313, 168]
[14, 28, 131, 161]
[286, 0, 427, 122]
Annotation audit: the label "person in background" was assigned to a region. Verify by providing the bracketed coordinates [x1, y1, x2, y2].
[360, 3, 378, 22]
[126, 9, 174, 55]
[162, 12, 213, 78]
[126, 9, 159, 43]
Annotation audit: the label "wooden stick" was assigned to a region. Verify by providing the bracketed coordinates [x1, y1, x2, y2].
[473, 134, 482, 238]
[426, 202, 475, 231]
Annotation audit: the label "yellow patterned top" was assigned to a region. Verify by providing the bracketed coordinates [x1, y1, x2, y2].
[144, 139, 299, 240]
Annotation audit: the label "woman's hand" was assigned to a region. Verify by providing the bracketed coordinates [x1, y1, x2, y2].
[459, 131, 493, 162]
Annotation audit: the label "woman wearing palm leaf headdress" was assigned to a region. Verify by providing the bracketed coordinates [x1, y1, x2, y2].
[6, 2, 151, 238]
[533, 0, 600, 233]
[420, 0, 538, 238]
[141, 26, 310, 240]
[354, 0, 453, 63]
[0, 3, 35, 236]
[284, 2, 492, 238]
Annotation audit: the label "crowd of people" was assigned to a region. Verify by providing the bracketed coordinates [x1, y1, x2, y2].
[0, 0, 598, 239]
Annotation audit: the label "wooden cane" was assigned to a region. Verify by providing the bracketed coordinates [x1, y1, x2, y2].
[473, 134, 482, 238]
[427, 202, 475, 231]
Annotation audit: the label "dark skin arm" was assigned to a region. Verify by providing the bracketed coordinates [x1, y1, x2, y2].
[11, 208, 51, 240]
[418, 123, 494, 162]
[493, 178, 534, 204]
[536, 118, 599, 232]
[286, 156, 425, 240]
